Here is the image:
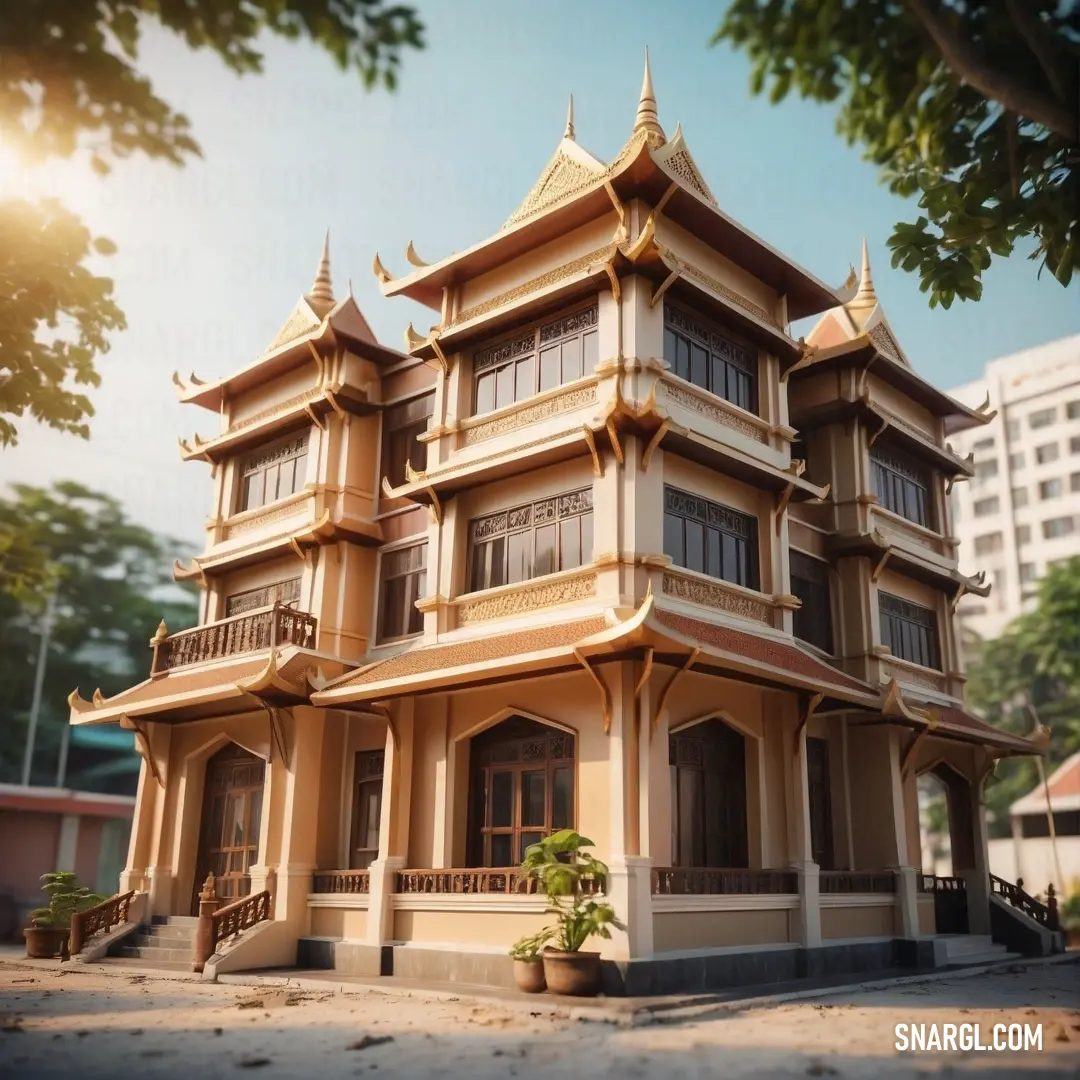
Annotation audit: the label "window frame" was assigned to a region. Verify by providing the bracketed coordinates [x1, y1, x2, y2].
[381, 392, 435, 490]
[662, 486, 759, 591]
[973, 495, 1001, 517]
[236, 432, 309, 514]
[869, 445, 933, 528]
[663, 302, 759, 414]
[466, 488, 593, 594]
[376, 540, 428, 643]
[349, 750, 385, 869]
[471, 304, 599, 417]
[878, 591, 941, 670]
[1035, 442, 1060, 465]
[790, 550, 832, 654]
[1029, 407, 1056, 430]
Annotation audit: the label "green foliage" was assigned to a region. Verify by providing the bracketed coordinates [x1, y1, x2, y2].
[966, 557, 1080, 833]
[715, 1, 1080, 307]
[0, 0, 423, 446]
[0, 482, 197, 785]
[512, 830, 624, 956]
[29, 872, 104, 929]
[1060, 888, 1080, 930]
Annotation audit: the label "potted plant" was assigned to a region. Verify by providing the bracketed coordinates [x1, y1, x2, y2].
[508, 928, 551, 993]
[1060, 889, 1080, 948]
[520, 830, 623, 997]
[23, 872, 104, 959]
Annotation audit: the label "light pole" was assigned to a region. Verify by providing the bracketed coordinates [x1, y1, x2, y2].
[1013, 693, 1063, 896]
[20, 588, 58, 787]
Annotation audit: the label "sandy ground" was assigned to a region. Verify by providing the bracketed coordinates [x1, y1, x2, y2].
[0, 961, 1078, 1079]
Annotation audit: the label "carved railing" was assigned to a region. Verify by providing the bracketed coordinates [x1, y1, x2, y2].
[152, 603, 317, 673]
[210, 890, 272, 950]
[990, 874, 1060, 931]
[311, 870, 371, 895]
[918, 873, 966, 893]
[651, 867, 798, 895]
[819, 871, 896, 895]
[69, 890, 135, 955]
[395, 868, 602, 896]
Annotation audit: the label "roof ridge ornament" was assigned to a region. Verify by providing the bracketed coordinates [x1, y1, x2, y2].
[633, 48, 665, 142]
[850, 237, 877, 309]
[564, 94, 575, 141]
[307, 230, 334, 305]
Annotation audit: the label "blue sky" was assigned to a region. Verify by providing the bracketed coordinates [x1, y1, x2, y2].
[5, 0, 1077, 546]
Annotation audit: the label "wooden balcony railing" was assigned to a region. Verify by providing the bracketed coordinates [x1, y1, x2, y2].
[151, 603, 317, 674]
[394, 868, 603, 896]
[990, 874, 1059, 931]
[69, 890, 135, 956]
[311, 870, 370, 895]
[651, 867, 798, 895]
[918, 873, 965, 893]
[819, 871, 896, 894]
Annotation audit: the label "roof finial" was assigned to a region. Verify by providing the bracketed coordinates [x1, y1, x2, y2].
[851, 237, 877, 307]
[633, 48, 665, 140]
[308, 230, 334, 305]
[564, 94, 575, 141]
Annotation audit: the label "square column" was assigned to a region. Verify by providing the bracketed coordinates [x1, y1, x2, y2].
[787, 710, 821, 948]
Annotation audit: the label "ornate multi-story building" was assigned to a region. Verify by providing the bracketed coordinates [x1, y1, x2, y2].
[68, 59, 1053, 991]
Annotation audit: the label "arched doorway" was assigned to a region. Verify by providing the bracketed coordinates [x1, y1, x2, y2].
[918, 761, 976, 934]
[192, 743, 266, 913]
[669, 718, 748, 868]
[466, 716, 575, 868]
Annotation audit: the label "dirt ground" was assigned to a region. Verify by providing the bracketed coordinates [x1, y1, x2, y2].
[0, 960, 1078, 1079]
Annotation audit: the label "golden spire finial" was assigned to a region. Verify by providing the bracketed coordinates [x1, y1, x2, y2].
[308, 230, 334, 305]
[633, 48, 665, 140]
[851, 237, 877, 307]
[564, 94, 575, 141]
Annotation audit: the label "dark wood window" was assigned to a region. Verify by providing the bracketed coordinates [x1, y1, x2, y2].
[238, 434, 308, 513]
[467, 717, 575, 867]
[468, 488, 593, 593]
[790, 551, 831, 653]
[663, 486, 758, 590]
[473, 305, 598, 416]
[806, 737, 834, 870]
[382, 392, 435, 489]
[193, 744, 265, 912]
[870, 446, 932, 527]
[663, 303, 757, 414]
[349, 750, 385, 869]
[377, 542, 427, 642]
[225, 577, 301, 617]
[669, 719, 748, 868]
[879, 591, 940, 669]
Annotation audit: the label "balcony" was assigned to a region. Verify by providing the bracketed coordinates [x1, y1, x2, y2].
[151, 603, 318, 674]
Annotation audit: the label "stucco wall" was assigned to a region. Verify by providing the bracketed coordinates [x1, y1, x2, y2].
[652, 908, 792, 952]
[393, 909, 549, 947]
[820, 903, 896, 939]
[309, 907, 368, 939]
[917, 894, 936, 935]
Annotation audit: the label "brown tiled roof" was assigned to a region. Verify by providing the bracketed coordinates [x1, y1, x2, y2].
[1048, 754, 1080, 797]
[324, 617, 610, 691]
[99, 658, 268, 708]
[934, 706, 1039, 755]
[653, 609, 872, 696]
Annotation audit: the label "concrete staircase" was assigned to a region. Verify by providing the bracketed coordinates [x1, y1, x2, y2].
[935, 934, 1020, 968]
[106, 915, 196, 971]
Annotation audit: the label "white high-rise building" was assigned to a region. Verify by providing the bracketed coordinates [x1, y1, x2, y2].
[948, 334, 1080, 642]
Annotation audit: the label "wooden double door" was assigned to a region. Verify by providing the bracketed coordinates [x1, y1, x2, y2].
[192, 744, 266, 914]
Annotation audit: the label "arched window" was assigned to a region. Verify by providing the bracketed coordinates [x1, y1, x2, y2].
[669, 719, 748, 868]
[467, 716, 575, 867]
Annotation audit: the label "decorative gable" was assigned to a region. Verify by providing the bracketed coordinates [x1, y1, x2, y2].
[654, 125, 717, 207]
[266, 299, 321, 354]
[504, 142, 606, 229]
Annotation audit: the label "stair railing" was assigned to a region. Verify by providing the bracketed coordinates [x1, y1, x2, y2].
[193, 874, 272, 972]
[989, 874, 1060, 930]
[69, 891, 135, 956]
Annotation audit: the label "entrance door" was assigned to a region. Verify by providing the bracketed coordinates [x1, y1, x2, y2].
[193, 744, 266, 913]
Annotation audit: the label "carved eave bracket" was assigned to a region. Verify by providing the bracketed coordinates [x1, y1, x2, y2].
[381, 472, 443, 525]
[881, 678, 932, 726]
[950, 569, 989, 613]
[794, 691, 825, 756]
[120, 714, 164, 787]
[652, 647, 701, 737]
[235, 648, 306, 703]
[573, 649, 612, 734]
[287, 509, 334, 562]
[174, 558, 209, 588]
[900, 707, 941, 777]
[780, 339, 818, 384]
[404, 322, 452, 377]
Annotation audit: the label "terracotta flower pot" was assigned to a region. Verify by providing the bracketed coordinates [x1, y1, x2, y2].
[542, 949, 602, 996]
[23, 926, 67, 959]
[512, 958, 546, 994]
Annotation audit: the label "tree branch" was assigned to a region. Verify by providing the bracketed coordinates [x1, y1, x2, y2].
[1004, 0, 1077, 107]
[905, 0, 1077, 140]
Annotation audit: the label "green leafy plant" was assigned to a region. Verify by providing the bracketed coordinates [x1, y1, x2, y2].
[508, 927, 552, 961]
[1060, 889, 1080, 931]
[515, 830, 624, 955]
[29, 872, 104, 930]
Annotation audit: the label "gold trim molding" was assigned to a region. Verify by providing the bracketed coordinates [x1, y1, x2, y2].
[455, 570, 598, 626]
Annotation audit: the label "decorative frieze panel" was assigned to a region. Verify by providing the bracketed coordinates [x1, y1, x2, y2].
[462, 383, 597, 445]
[228, 388, 322, 435]
[879, 659, 947, 693]
[872, 508, 943, 554]
[678, 262, 780, 329]
[224, 497, 310, 539]
[662, 568, 771, 623]
[456, 570, 597, 625]
[662, 379, 768, 443]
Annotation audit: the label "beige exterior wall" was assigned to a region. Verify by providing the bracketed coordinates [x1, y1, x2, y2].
[917, 894, 936, 935]
[820, 903, 896, 940]
[310, 907, 368, 939]
[393, 910, 550, 946]
[653, 908, 792, 952]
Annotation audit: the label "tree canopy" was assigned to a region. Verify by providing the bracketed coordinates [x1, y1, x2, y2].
[965, 556, 1080, 832]
[0, 0, 424, 447]
[716, 0, 1079, 308]
[0, 481, 197, 787]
